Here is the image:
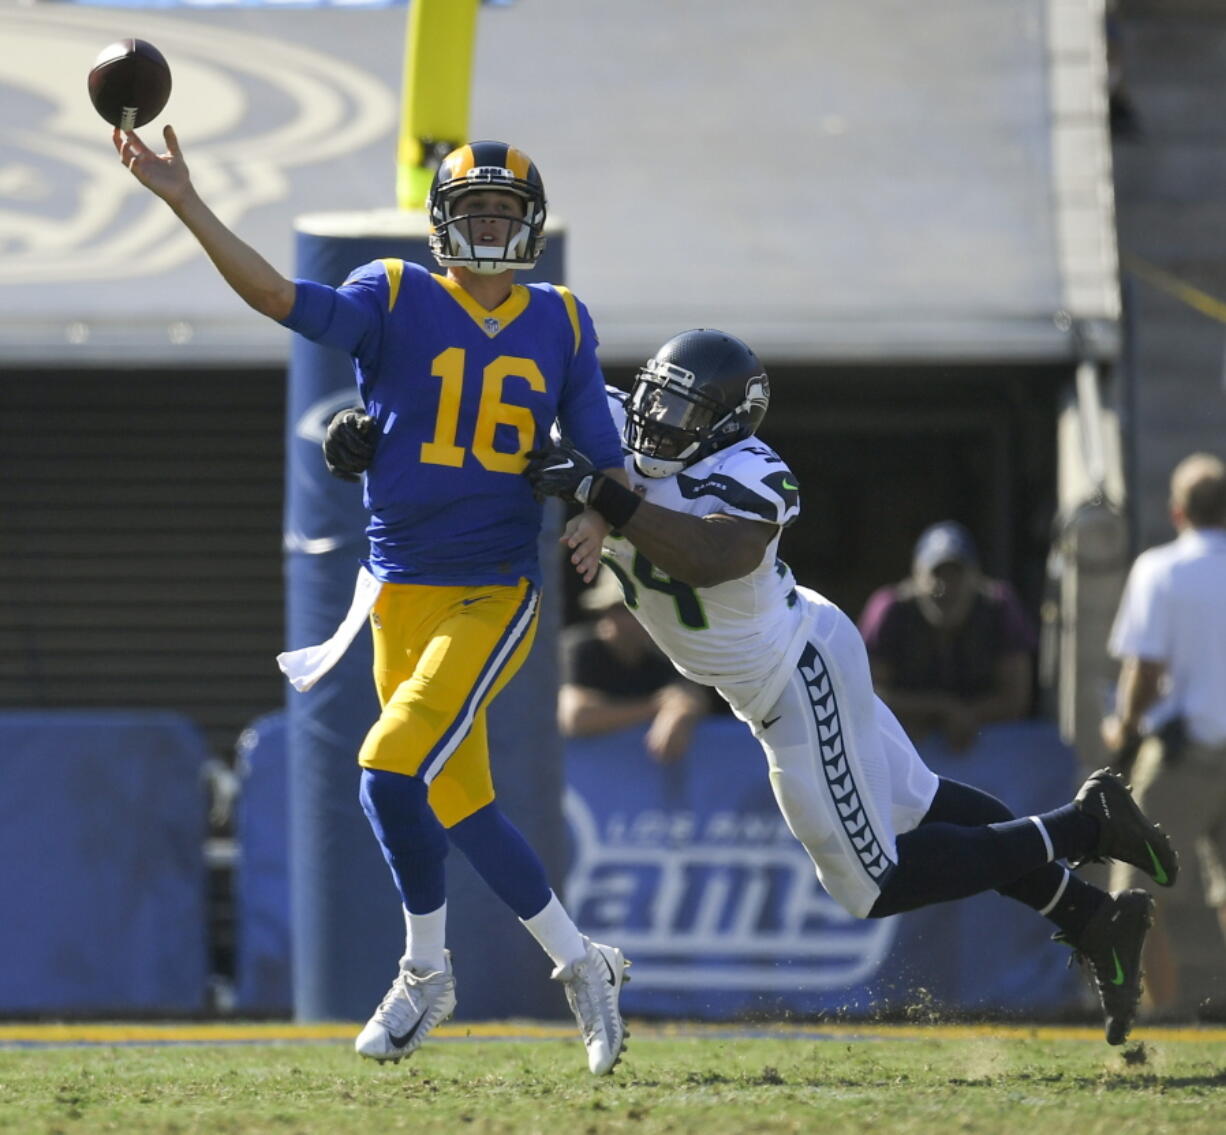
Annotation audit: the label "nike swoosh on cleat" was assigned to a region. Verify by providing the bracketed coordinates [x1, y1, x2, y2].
[389, 1013, 429, 1050]
[1110, 949, 1126, 986]
[761, 715, 782, 730]
[1146, 842, 1170, 885]
[601, 953, 618, 987]
[782, 479, 798, 491]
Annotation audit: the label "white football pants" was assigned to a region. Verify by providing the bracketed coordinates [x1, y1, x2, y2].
[747, 593, 939, 918]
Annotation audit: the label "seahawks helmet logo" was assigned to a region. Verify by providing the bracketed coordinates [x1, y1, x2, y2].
[744, 374, 770, 413]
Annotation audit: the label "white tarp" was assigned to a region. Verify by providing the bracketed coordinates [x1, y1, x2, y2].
[0, 0, 1118, 364]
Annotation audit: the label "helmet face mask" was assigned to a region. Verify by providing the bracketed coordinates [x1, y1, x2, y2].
[625, 364, 735, 477]
[624, 330, 770, 478]
[428, 142, 547, 274]
[441, 189, 531, 274]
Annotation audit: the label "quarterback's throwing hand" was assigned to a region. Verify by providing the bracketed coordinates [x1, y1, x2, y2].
[524, 442, 599, 504]
[324, 409, 377, 482]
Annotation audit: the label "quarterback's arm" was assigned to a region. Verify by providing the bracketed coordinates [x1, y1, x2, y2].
[115, 127, 295, 321]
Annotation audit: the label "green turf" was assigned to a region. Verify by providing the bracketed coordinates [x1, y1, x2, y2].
[1, 1033, 1224, 1134]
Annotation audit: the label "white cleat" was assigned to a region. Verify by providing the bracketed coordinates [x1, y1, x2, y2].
[552, 937, 629, 1075]
[354, 951, 456, 1063]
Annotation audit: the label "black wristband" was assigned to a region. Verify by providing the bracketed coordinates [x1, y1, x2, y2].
[589, 477, 641, 530]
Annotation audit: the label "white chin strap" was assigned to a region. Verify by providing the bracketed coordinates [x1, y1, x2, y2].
[447, 222, 534, 273]
[634, 453, 690, 479]
[463, 258, 519, 276]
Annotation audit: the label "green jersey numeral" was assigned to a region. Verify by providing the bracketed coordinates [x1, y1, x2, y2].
[601, 551, 708, 630]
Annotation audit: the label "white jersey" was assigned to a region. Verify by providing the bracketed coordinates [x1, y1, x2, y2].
[600, 390, 811, 721]
[1108, 527, 1226, 745]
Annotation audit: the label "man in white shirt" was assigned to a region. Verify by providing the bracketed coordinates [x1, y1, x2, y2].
[1103, 452, 1226, 1016]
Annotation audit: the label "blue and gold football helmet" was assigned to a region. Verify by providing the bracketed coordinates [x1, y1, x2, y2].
[427, 140, 547, 274]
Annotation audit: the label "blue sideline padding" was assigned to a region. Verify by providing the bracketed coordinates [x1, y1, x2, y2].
[232, 713, 1082, 1020]
[0, 711, 211, 1013]
[564, 716, 1082, 1019]
[234, 712, 292, 1014]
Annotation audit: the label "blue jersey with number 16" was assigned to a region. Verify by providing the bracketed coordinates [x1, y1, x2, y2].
[283, 259, 622, 586]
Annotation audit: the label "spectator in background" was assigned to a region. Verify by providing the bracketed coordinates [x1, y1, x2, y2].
[1102, 452, 1226, 1017]
[859, 521, 1037, 753]
[560, 567, 712, 763]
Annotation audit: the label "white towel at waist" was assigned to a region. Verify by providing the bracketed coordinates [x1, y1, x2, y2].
[276, 566, 382, 692]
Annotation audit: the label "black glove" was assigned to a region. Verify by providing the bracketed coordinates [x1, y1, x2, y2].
[524, 442, 599, 503]
[323, 409, 376, 483]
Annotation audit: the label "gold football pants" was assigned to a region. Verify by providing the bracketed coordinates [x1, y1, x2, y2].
[357, 578, 539, 828]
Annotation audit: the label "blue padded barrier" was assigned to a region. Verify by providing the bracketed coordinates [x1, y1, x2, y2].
[234, 712, 292, 1014]
[234, 712, 1081, 1020]
[0, 711, 211, 1013]
[563, 717, 1082, 1019]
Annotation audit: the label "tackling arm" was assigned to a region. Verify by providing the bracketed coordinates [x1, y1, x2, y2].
[527, 441, 773, 587]
[618, 504, 776, 589]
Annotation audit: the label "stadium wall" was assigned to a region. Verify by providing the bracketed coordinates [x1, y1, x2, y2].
[0, 711, 1081, 1020]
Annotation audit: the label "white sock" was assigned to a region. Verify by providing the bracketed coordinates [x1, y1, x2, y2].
[401, 903, 447, 973]
[520, 892, 587, 969]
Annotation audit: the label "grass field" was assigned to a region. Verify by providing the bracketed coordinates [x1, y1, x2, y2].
[2, 1022, 1224, 1134]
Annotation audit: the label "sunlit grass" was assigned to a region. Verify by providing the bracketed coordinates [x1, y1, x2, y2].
[1, 1025, 1224, 1134]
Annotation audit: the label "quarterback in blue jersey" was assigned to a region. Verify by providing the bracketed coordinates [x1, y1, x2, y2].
[115, 127, 629, 1072]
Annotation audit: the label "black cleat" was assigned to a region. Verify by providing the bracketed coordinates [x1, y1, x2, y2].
[1073, 768, 1179, 886]
[1056, 888, 1154, 1045]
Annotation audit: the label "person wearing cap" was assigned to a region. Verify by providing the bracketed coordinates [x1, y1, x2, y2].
[858, 521, 1037, 752]
[560, 568, 712, 763]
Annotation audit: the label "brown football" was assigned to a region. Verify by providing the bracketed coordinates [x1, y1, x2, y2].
[88, 39, 172, 130]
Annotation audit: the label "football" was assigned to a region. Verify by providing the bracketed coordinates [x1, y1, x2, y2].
[87, 39, 172, 130]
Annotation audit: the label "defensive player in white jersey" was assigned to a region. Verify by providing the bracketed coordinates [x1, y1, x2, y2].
[520, 328, 1181, 1046]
